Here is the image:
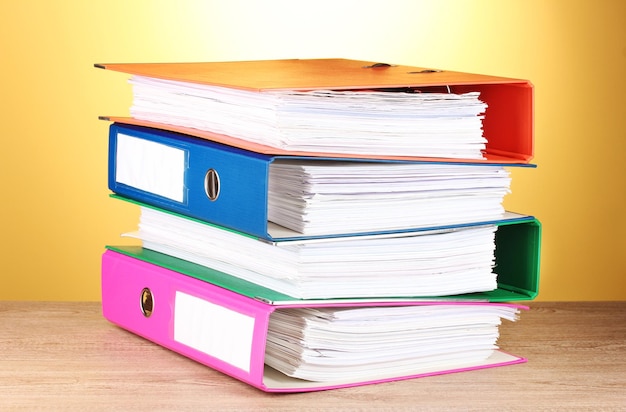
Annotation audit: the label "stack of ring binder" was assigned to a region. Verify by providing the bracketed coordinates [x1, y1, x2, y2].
[96, 58, 541, 392]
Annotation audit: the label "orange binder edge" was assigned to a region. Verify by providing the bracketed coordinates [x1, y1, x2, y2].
[95, 59, 533, 163]
[100, 116, 531, 164]
[94, 59, 528, 92]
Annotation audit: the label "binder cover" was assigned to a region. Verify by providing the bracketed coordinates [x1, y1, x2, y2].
[108, 122, 534, 241]
[101, 249, 528, 392]
[107, 204, 540, 303]
[96, 58, 534, 164]
[109, 202, 541, 301]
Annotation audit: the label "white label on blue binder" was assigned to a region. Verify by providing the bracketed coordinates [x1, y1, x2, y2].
[174, 291, 255, 373]
[115, 133, 186, 202]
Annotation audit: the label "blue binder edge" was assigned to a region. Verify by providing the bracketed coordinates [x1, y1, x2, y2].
[108, 123, 536, 241]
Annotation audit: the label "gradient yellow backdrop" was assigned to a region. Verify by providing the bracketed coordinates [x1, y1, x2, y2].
[1, 0, 624, 301]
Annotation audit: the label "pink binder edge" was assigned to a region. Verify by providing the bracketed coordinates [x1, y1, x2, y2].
[101, 249, 528, 393]
[261, 351, 527, 393]
[101, 249, 273, 387]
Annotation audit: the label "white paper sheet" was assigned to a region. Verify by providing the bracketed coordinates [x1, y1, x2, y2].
[265, 304, 520, 381]
[128, 76, 488, 159]
[126, 206, 500, 299]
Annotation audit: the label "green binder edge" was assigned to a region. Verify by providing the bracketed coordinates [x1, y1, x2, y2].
[110, 194, 259, 241]
[490, 217, 542, 301]
[105, 217, 540, 304]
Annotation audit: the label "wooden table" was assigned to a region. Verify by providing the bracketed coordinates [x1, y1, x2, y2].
[1, 301, 624, 411]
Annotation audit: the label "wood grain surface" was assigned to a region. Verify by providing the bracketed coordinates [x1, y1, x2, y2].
[1, 301, 624, 411]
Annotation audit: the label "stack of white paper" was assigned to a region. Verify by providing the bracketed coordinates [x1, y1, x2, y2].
[129, 76, 488, 159]
[268, 160, 511, 235]
[265, 304, 520, 381]
[128, 207, 500, 299]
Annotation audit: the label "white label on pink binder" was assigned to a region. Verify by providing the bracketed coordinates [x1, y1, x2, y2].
[173, 291, 255, 373]
[115, 133, 186, 202]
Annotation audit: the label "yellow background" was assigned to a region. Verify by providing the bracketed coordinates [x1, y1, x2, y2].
[1, 0, 624, 301]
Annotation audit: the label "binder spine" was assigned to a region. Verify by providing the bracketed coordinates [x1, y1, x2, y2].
[108, 123, 272, 238]
[101, 249, 272, 387]
[493, 218, 542, 300]
[452, 82, 534, 161]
